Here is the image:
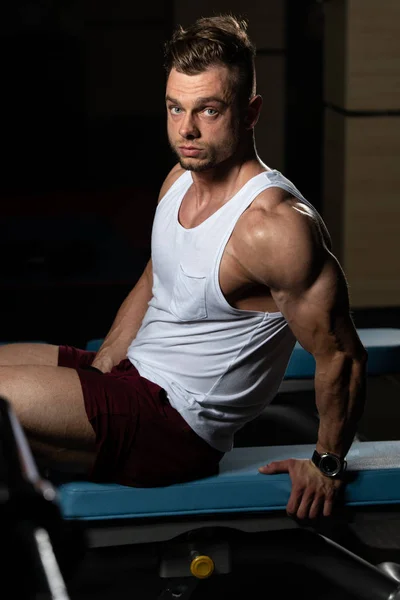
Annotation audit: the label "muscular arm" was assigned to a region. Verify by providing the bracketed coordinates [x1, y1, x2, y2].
[274, 253, 367, 458]
[240, 199, 367, 456]
[237, 195, 367, 518]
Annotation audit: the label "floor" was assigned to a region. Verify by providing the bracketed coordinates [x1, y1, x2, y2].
[64, 538, 370, 600]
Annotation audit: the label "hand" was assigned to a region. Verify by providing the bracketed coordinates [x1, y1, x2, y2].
[258, 458, 343, 521]
[91, 352, 114, 374]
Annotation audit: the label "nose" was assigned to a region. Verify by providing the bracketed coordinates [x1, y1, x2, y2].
[179, 113, 199, 139]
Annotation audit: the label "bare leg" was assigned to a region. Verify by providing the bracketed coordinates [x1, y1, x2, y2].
[0, 364, 96, 471]
[0, 343, 59, 367]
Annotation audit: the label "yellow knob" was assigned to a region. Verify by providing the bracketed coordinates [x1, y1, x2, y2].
[190, 555, 215, 579]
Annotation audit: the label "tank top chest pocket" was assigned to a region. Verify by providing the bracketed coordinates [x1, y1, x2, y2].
[169, 264, 208, 321]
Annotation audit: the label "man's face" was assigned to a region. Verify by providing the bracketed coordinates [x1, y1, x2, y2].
[166, 65, 242, 172]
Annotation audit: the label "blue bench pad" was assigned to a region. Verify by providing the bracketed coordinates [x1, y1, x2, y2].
[57, 441, 400, 521]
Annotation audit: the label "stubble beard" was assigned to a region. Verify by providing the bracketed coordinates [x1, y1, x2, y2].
[178, 156, 216, 172]
[168, 142, 216, 172]
[170, 138, 239, 173]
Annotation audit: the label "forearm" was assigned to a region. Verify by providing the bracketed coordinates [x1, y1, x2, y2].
[314, 352, 367, 458]
[94, 262, 153, 368]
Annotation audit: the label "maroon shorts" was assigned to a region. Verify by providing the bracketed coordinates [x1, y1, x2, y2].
[58, 345, 224, 487]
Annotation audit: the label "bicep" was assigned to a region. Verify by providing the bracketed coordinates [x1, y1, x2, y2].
[271, 253, 362, 361]
[238, 198, 365, 361]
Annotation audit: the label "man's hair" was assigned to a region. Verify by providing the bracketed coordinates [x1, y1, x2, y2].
[164, 14, 256, 104]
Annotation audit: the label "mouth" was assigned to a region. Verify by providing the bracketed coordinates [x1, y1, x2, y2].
[179, 146, 202, 157]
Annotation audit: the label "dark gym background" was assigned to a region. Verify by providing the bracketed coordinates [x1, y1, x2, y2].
[1, 1, 399, 346]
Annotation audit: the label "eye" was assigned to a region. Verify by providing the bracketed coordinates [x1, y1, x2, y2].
[203, 108, 218, 117]
[169, 106, 182, 115]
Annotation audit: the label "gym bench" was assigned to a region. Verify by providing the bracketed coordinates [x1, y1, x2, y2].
[55, 438, 400, 599]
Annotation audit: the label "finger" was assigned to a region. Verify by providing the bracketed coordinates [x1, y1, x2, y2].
[308, 495, 324, 521]
[286, 486, 303, 517]
[258, 460, 291, 474]
[323, 494, 336, 518]
[296, 493, 315, 521]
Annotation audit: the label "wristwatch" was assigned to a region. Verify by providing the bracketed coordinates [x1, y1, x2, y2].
[311, 450, 347, 478]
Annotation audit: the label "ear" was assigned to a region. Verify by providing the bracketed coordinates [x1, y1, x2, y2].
[244, 95, 263, 130]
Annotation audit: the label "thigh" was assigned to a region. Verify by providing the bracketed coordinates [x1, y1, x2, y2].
[0, 343, 59, 366]
[0, 364, 95, 451]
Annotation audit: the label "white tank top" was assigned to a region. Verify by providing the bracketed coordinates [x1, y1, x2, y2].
[128, 169, 311, 452]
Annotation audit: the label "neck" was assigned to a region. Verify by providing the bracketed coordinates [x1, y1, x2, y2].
[189, 142, 263, 207]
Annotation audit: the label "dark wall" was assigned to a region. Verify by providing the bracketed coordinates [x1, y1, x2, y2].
[285, 0, 324, 212]
[1, 2, 175, 345]
[2, 3, 174, 195]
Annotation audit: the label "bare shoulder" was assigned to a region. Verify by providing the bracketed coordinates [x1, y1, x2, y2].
[157, 163, 186, 204]
[250, 186, 330, 245]
[233, 187, 334, 290]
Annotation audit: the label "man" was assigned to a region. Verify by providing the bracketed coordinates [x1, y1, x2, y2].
[0, 15, 366, 520]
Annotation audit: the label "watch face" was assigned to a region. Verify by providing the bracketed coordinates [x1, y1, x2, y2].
[320, 454, 341, 476]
